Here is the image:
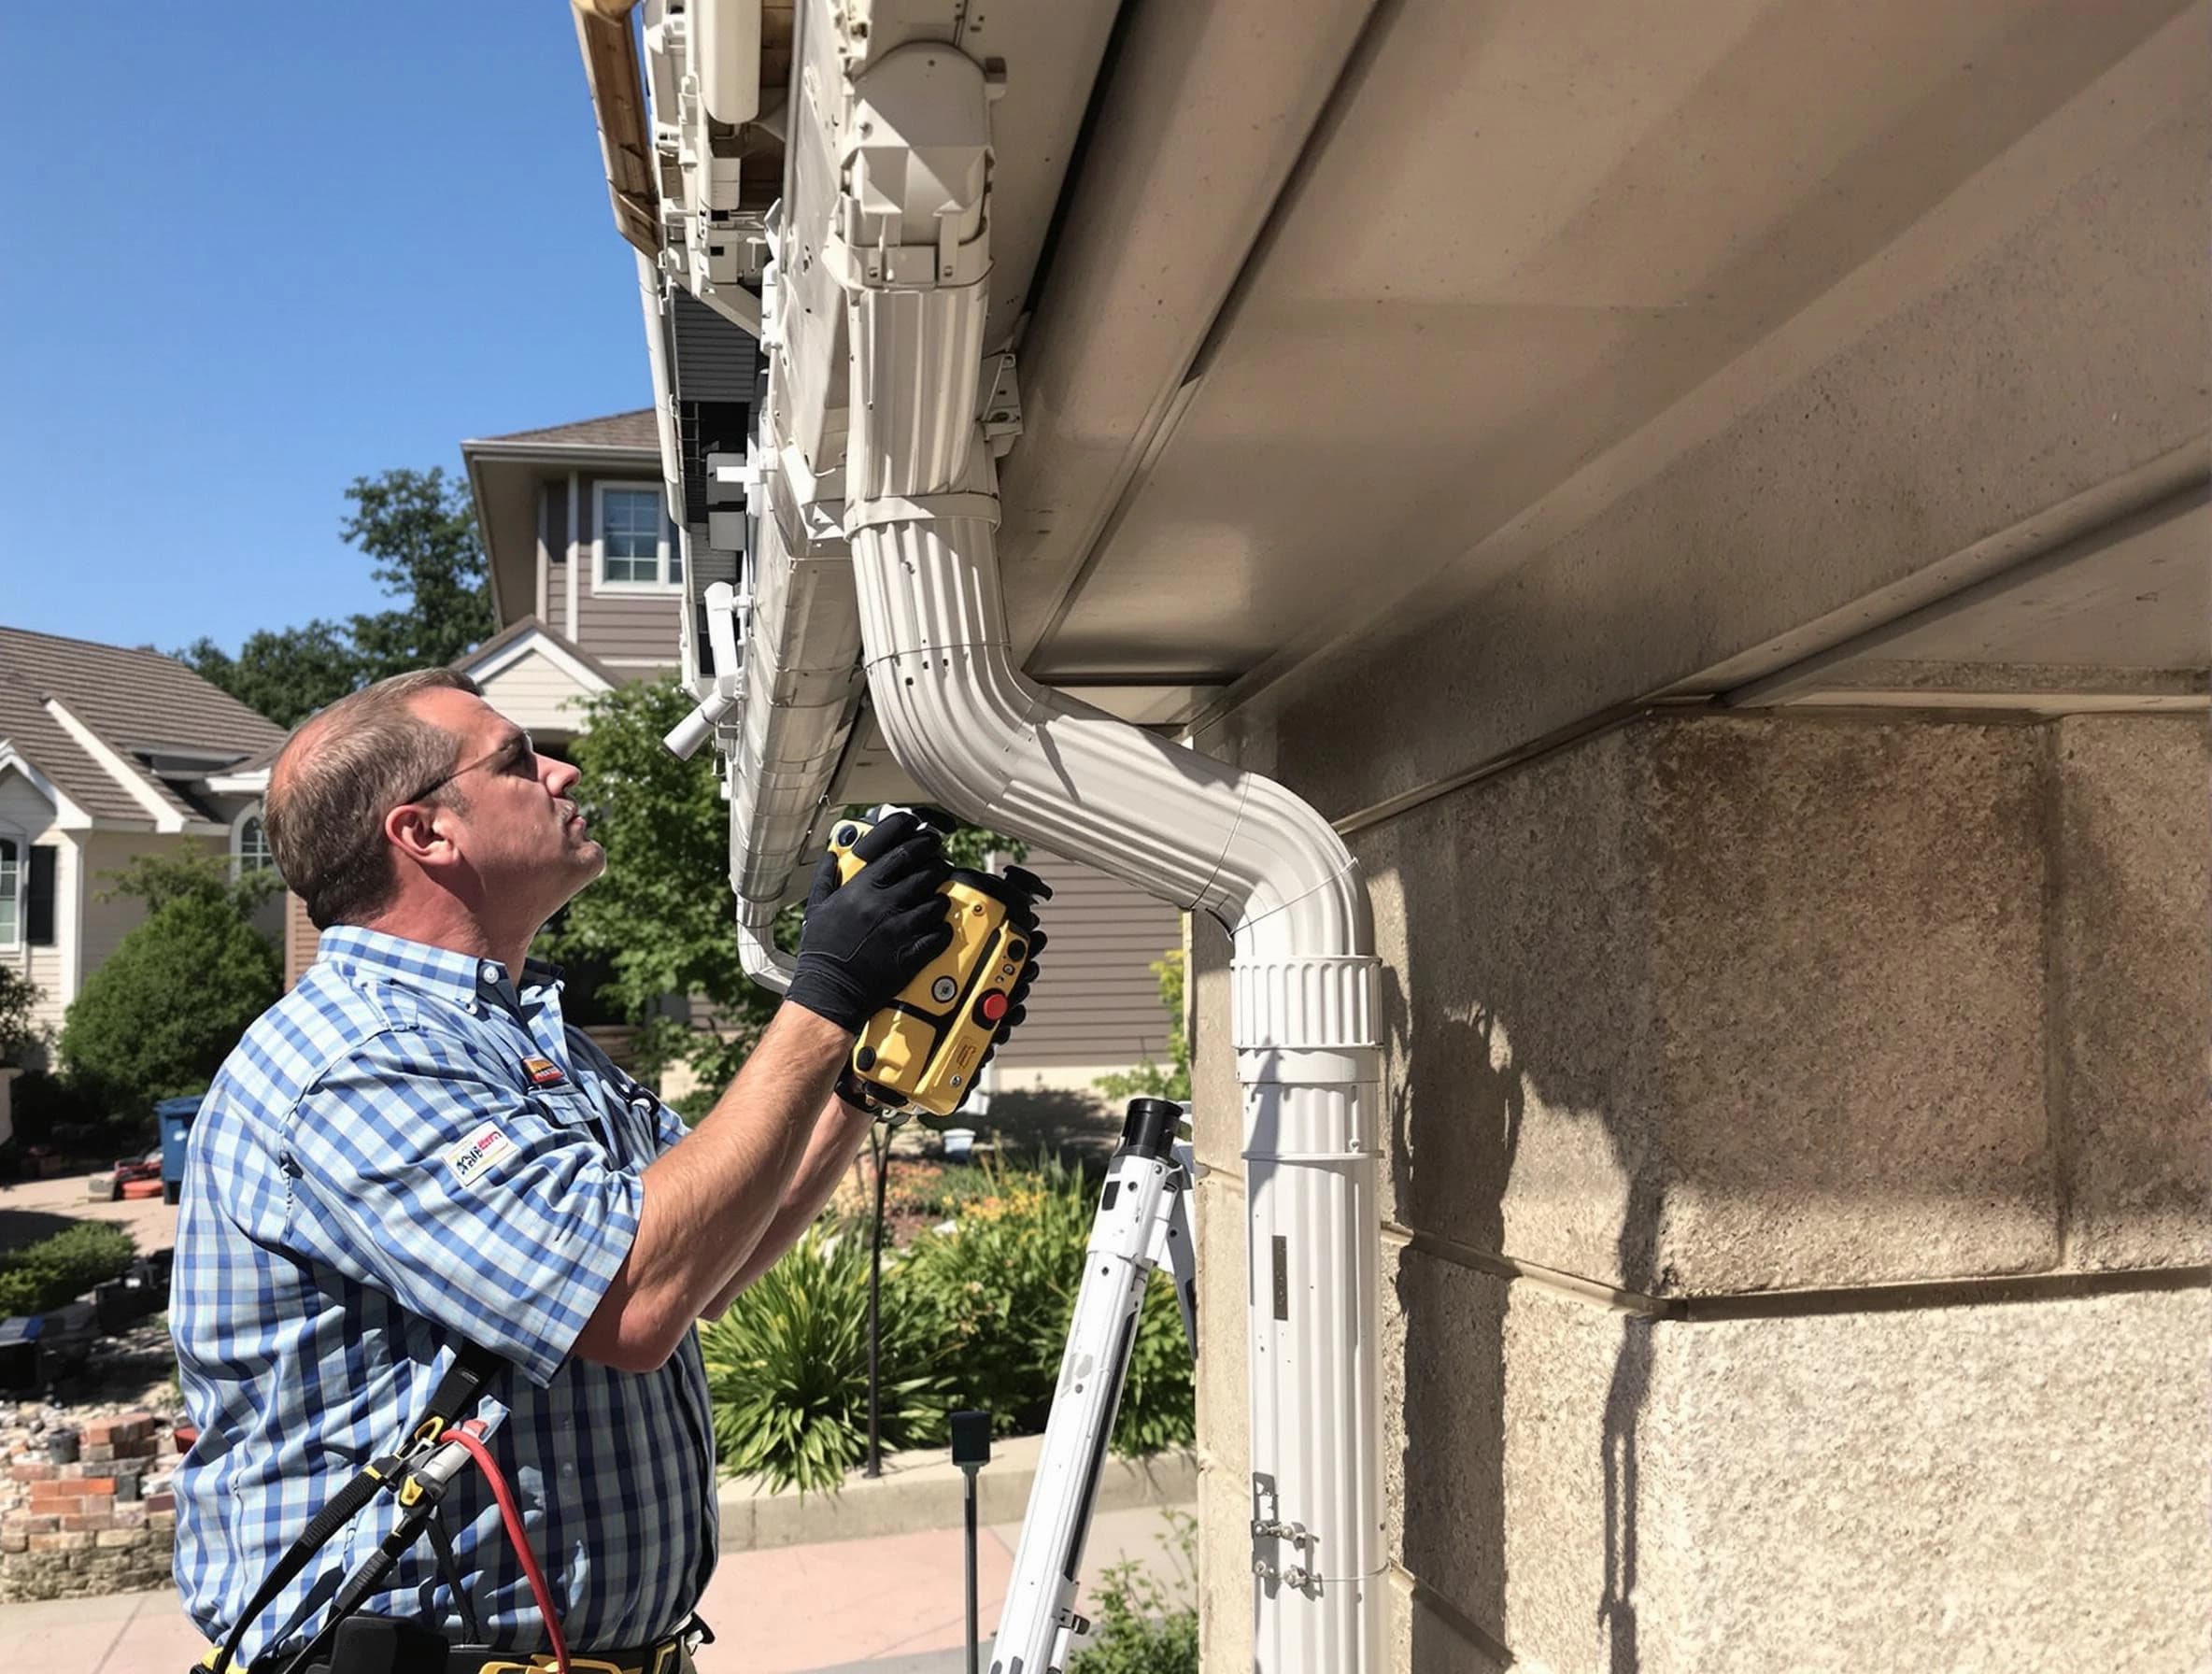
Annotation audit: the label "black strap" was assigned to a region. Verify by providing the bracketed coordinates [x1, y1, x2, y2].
[208, 1341, 511, 1673]
[417, 1341, 508, 1440]
[426, 1509, 483, 1644]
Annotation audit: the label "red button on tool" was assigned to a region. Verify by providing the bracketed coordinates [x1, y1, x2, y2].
[980, 992, 1010, 1022]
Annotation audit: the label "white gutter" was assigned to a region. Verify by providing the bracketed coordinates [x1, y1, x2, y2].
[824, 39, 1384, 1674]
[605, 7, 1386, 1660]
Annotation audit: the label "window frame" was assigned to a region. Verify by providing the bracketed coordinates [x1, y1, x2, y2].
[231, 806, 278, 883]
[0, 830, 21, 952]
[590, 481, 681, 595]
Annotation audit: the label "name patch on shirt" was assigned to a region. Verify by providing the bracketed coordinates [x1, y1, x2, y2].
[522, 1056, 565, 1087]
[447, 1121, 518, 1185]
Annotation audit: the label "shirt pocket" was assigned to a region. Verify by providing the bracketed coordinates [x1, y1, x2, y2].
[528, 1083, 617, 1156]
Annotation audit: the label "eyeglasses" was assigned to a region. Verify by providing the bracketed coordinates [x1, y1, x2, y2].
[399, 731, 539, 808]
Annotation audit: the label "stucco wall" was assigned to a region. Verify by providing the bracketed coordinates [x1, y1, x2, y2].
[1189, 710, 2208, 1672]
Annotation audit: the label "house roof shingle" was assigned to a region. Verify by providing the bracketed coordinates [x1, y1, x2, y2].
[468, 409, 660, 452]
[0, 627, 287, 826]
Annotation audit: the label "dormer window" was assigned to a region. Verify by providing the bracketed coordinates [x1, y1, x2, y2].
[233, 811, 278, 880]
[0, 837, 17, 948]
[595, 484, 681, 590]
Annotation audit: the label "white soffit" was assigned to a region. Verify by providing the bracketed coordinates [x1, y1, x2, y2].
[1023, 0, 2200, 698]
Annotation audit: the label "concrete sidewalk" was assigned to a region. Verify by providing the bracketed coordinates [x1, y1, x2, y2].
[1, 1503, 1195, 1672]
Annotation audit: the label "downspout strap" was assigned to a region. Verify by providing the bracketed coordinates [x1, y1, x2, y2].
[845, 491, 1002, 532]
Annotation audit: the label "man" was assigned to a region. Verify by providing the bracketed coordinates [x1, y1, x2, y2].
[174, 669, 1017, 1670]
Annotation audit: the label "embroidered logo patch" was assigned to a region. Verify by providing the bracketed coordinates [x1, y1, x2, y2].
[523, 1056, 565, 1087]
[447, 1121, 518, 1185]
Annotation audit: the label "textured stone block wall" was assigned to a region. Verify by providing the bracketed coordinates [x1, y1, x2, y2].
[1189, 711, 2208, 1672]
[0, 1413, 177, 1601]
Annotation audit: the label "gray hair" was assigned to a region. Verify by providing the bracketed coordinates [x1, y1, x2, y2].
[264, 668, 482, 929]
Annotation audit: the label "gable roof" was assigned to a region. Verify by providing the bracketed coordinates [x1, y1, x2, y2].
[467, 409, 660, 452]
[454, 616, 621, 688]
[0, 627, 286, 827]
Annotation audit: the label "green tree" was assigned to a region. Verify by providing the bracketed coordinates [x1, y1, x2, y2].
[0, 964, 43, 1067]
[552, 678, 775, 1090]
[553, 675, 1028, 1094]
[174, 619, 362, 730]
[58, 852, 280, 1114]
[176, 465, 491, 725]
[341, 467, 495, 677]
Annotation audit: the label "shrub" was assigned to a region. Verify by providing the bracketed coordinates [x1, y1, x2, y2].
[0, 965, 43, 1068]
[898, 1158, 1194, 1453]
[5, 1071, 104, 1150]
[1068, 1510, 1200, 1674]
[59, 890, 280, 1114]
[698, 1225, 951, 1494]
[0, 1223, 137, 1317]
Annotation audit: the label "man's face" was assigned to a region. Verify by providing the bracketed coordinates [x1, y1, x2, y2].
[404, 688, 604, 915]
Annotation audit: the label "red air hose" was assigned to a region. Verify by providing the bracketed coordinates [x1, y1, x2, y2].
[446, 1423, 572, 1674]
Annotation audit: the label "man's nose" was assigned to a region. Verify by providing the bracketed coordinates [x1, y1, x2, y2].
[545, 757, 581, 797]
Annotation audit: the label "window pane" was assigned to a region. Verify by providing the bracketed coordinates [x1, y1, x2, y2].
[668, 526, 683, 583]
[0, 900, 15, 944]
[0, 840, 16, 944]
[601, 490, 670, 585]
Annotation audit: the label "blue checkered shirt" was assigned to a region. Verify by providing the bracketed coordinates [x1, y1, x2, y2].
[173, 927, 719, 1663]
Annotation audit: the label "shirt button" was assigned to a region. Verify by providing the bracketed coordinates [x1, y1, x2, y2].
[480, 962, 503, 985]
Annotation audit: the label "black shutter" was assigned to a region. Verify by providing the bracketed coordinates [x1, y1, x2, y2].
[25, 846, 55, 947]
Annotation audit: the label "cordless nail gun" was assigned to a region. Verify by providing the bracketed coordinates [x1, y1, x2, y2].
[828, 808, 1051, 1116]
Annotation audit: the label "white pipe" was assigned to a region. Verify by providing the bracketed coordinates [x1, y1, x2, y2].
[830, 52, 1384, 1667]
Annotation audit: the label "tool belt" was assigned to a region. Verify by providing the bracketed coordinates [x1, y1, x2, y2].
[220, 1612, 709, 1674]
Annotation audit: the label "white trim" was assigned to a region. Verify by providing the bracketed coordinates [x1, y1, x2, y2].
[0, 824, 23, 953]
[565, 473, 581, 642]
[0, 745, 93, 830]
[42, 700, 184, 830]
[203, 768, 271, 795]
[229, 804, 277, 883]
[589, 479, 683, 595]
[460, 627, 616, 694]
[57, 830, 84, 1004]
[597, 657, 681, 670]
[535, 484, 550, 623]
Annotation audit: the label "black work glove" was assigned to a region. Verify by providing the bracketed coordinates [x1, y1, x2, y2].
[786, 812, 955, 1033]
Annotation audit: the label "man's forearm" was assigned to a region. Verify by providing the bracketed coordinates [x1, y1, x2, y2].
[574, 1003, 849, 1369]
[701, 1091, 875, 1317]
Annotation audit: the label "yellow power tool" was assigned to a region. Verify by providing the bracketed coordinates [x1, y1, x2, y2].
[829, 813, 1051, 1116]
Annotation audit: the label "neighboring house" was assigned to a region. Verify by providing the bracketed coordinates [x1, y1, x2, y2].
[456, 410, 1179, 1096]
[0, 628, 285, 1055]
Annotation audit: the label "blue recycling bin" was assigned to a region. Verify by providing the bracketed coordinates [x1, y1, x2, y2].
[156, 1094, 205, 1205]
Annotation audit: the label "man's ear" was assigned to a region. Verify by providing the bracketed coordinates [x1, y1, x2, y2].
[383, 802, 458, 871]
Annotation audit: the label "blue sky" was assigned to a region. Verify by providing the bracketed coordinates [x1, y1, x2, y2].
[0, 4, 651, 654]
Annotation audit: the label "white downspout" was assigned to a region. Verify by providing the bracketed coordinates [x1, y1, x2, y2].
[829, 43, 1383, 1672]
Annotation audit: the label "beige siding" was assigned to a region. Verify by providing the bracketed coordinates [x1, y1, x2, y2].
[476, 647, 597, 738]
[0, 772, 65, 1040]
[992, 851, 1181, 1074]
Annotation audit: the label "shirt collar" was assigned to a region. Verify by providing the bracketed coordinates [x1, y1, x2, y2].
[318, 926, 563, 1019]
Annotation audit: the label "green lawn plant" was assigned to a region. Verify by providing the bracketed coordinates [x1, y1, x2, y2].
[1067, 1510, 1200, 1674]
[697, 1224, 950, 1494]
[890, 1157, 1195, 1452]
[703, 1156, 1197, 1494]
[0, 1223, 137, 1317]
